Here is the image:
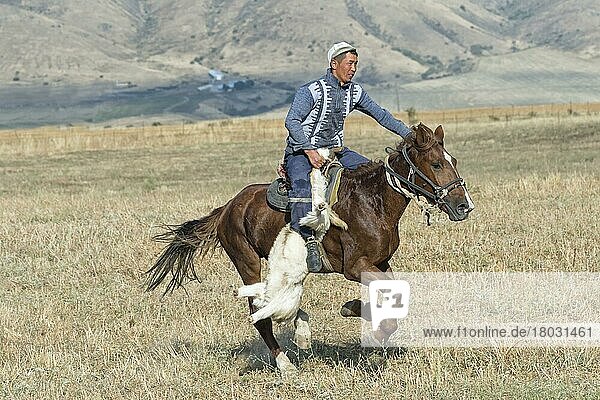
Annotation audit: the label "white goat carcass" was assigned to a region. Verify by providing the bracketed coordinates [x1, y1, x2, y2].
[236, 149, 347, 325]
[237, 225, 308, 324]
[299, 148, 347, 240]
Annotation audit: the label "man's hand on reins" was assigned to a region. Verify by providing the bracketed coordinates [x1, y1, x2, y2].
[304, 149, 326, 169]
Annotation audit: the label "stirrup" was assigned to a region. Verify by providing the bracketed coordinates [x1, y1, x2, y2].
[305, 237, 322, 273]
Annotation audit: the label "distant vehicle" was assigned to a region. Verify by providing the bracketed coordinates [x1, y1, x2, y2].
[208, 70, 224, 81]
[115, 81, 137, 88]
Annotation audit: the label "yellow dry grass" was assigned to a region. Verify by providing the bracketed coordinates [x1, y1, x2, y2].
[2, 102, 598, 156]
[1, 112, 599, 399]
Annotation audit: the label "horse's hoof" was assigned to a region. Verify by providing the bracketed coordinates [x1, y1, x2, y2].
[294, 333, 311, 350]
[293, 316, 312, 350]
[275, 352, 298, 378]
[340, 300, 362, 317]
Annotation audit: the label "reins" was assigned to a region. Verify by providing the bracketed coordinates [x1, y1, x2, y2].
[383, 144, 467, 225]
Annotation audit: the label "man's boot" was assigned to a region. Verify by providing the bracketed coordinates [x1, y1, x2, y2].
[305, 236, 322, 273]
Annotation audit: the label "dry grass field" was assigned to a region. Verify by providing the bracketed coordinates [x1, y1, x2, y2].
[1, 111, 599, 399]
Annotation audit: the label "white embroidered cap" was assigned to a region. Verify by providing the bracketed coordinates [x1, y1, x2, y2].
[327, 41, 356, 64]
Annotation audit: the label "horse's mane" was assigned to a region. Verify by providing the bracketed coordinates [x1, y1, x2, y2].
[342, 137, 411, 185]
[340, 124, 439, 193]
[343, 159, 383, 184]
[337, 160, 386, 204]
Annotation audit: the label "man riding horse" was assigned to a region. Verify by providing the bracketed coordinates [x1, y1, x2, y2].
[147, 41, 474, 375]
[283, 41, 413, 272]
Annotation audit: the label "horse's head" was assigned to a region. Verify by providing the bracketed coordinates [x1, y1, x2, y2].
[389, 123, 474, 221]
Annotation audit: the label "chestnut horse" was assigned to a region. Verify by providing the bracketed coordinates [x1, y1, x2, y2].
[146, 123, 474, 373]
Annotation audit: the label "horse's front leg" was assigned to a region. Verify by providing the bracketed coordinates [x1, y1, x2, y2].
[340, 260, 390, 319]
[342, 257, 398, 343]
[340, 299, 371, 320]
[340, 258, 390, 318]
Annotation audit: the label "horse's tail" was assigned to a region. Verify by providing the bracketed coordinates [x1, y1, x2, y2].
[146, 205, 224, 295]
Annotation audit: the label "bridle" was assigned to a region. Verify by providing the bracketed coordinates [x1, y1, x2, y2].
[383, 144, 468, 224]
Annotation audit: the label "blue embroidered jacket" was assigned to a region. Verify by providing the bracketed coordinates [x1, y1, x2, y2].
[284, 69, 412, 153]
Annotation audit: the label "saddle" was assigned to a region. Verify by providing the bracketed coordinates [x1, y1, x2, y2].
[266, 163, 344, 212]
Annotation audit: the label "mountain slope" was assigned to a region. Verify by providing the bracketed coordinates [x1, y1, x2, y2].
[1, 0, 597, 85]
[0, 0, 598, 127]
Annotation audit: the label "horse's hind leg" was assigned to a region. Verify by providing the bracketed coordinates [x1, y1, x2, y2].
[225, 244, 297, 375]
[250, 304, 297, 375]
[248, 302, 279, 355]
[293, 309, 311, 350]
[230, 254, 282, 354]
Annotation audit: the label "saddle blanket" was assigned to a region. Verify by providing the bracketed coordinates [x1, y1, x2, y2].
[266, 164, 344, 212]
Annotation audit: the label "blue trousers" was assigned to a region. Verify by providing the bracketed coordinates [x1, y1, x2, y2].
[284, 147, 370, 239]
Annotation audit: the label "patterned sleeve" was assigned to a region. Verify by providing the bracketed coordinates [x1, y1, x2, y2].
[354, 87, 412, 138]
[285, 86, 315, 150]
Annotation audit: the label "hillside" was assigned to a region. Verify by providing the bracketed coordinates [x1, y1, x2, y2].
[0, 0, 598, 127]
